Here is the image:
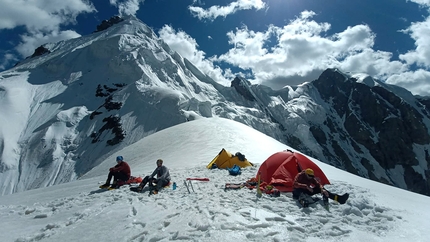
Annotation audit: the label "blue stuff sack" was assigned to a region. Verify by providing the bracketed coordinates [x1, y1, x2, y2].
[228, 164, 241, 176]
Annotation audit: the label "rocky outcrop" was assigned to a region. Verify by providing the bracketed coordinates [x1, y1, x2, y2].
[231, 76, 255, 101]
[30, 45, 50, 58]
[309, 69, 430, 195]
[94, 16, 124, 33]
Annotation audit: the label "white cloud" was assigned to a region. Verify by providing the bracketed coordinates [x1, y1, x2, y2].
[399, 16, 430, 68]
[189, 0, 267, 21]
[15, 30, 81, 58]
[0, 0, 95, 58]
[0, 0, 95, 31]
[205, 11, 412, 90]
[386, 69, 430, 97]
[0, 53, 19, 71]
[155, 8, 430, 96]
[408, 0, 430, 7]
[339, 49, 407, 79]
[109, 0, 145, 16]
[158, 25, 230, 86]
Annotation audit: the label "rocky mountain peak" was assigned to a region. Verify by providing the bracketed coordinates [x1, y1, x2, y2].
[231, 76, 255, 101]
[311, 69, 430, 194]
[93, 15, 124, 33]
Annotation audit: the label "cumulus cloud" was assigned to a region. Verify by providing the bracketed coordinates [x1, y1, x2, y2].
[157, 7, 430, 96]
[386, 69, 430, 96]
[158, 25, 230, 86]
[399, 16, 430, 68]
[0, 0, 95, 58]
[0, 53, 19, 71]
[0, 0, 95, 31]
[189, 0, 267, 21]
[109, 0, 145, 16]
[15, 30, 81, 58]
[209, 11, 410, 89]
[407, 0, 430, 7]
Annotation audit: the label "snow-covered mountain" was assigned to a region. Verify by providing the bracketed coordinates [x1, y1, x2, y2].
[1, 118, 429, 242]
[0, 16, 429, 196]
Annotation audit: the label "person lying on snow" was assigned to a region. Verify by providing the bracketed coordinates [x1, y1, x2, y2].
[293, 168, 349, 206]
[136, 159, 171, 194]
[99, 156, 131, 189]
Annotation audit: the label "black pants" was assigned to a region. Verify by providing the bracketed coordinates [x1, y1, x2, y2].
[106, 171, 129, 184]
[293, 187, 344, 203]
[140, 176, 170, 191]
[293, 186, 324, 199]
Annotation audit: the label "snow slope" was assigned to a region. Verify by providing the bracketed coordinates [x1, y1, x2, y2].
[0, 118, 428, 242]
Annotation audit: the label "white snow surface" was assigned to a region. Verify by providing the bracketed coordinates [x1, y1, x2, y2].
[0, 118, 429, 242]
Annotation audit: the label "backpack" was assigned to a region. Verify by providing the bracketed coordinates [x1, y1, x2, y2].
[228, 164, 241, 176]
[235, 152, 246, 161]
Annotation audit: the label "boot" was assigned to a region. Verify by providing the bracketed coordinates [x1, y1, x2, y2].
[109, 181, 118, 190]
[99, 183, 110, 189]
[328, 191, 349, 204]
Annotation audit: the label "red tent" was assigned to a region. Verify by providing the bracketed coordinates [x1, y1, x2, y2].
[257, 150, 330, 192]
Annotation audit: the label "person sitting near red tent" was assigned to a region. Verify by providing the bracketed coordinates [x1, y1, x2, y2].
[136, 159, 171, 194]
[99, 155, 131, 189]
[293, 168, 349, 205]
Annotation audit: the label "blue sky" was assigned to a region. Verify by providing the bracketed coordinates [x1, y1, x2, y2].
[1, 0, 430, 96]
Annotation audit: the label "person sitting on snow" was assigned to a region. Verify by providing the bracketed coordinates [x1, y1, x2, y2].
[99, 156, 131, 189]
[137, 159, 171, 194]
[293, 168, 349, 206]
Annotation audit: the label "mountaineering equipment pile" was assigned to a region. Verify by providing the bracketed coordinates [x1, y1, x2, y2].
[224, 177, 258, 190]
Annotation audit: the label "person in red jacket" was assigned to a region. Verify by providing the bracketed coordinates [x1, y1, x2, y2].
[99, 156, 131, 189]
[293, 168, 349, 207]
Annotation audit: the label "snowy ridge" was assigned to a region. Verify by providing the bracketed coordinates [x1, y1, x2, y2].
[0, 118, 428, 242]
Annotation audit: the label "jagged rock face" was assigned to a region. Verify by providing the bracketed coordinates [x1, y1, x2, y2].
[94, 16, 124, 33]
[311, 69, 430, 195]
[31, 46, 50, 58]
[231, 77, 255, 101]
[417, 97, 430, 113]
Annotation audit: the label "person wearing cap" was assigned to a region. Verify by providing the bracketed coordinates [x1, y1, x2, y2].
[293, 168, 349, 206]
[99, 156, 131, 189]
[136, 159, 171, 194]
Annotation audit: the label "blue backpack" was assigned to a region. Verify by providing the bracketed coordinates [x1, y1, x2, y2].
[228, 165, 241, 176]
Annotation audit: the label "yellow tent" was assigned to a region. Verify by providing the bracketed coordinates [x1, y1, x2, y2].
[206, 148, 253, 169]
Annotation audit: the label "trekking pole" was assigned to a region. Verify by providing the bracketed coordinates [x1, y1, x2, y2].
[256, 172, 262, 198]
[184, 180, 190, 193]
[189, 180, 195, 192]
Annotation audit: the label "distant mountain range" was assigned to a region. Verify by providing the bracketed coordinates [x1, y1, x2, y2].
[1, 16, 429, 196]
